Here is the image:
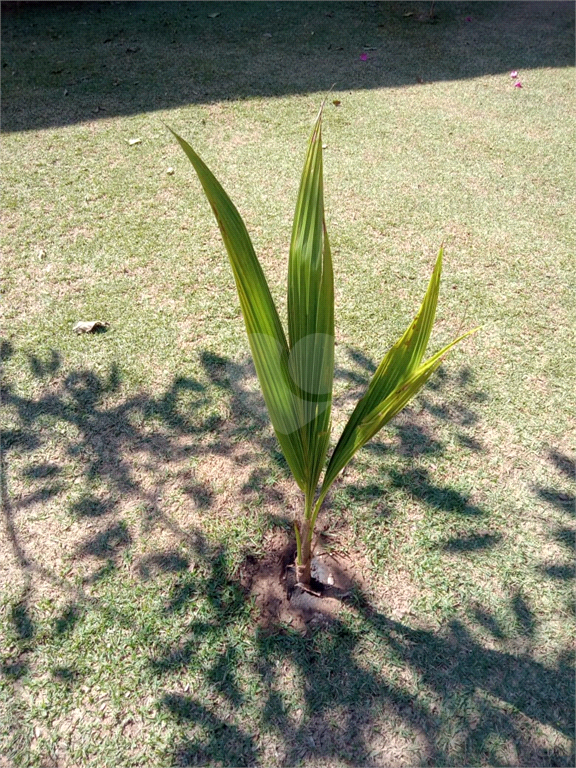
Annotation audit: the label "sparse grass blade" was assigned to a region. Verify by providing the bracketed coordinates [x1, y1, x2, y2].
[169, 128, 308, 490]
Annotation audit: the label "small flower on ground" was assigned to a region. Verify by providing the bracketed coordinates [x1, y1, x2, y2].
[514, 81, 523, 88]
[360, 53, 368, 61]
[510, 71, 518, 78]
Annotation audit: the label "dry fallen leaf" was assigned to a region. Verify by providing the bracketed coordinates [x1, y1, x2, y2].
[128, 138, 142, 145]
[208, 12, 220, 18]
[332, 100, 341, 106]
[73, 320, 109, 334]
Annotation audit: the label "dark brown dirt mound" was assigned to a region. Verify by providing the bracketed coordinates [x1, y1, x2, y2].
[239, 530, 361, 633]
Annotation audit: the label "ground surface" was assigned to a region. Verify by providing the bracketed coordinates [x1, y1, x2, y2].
[1, 2, 575, 767]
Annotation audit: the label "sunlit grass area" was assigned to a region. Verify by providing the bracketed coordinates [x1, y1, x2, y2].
[1, 2, 574, 766]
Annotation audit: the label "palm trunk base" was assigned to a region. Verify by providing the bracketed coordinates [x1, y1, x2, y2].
[295, 560, 311, 586]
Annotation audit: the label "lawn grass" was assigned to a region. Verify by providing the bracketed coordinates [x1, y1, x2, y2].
[1, 2, 575, 766]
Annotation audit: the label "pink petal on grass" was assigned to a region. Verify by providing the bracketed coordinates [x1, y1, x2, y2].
[515, 81, 523, 88]
[360, 53, 368, 61]
[510, 71, 518, 78]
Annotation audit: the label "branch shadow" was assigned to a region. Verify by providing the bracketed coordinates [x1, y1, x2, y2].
[532, 449, 576, 587]
[161, 693, 259, 767]
[2, 341, 488, 619]
[1, 1, 574, 133]
[150, 556, 575, 766]
[3, 345, 572, 765]
[533, 450, 576, 518]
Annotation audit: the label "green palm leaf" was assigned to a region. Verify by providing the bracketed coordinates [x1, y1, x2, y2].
[317, 249, 476, 505]
[168, 127, 307, 489]
[170, 114, 336, 502]
[287, 109, 334, 503]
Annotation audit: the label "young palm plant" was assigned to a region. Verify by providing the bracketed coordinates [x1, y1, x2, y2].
[169, 107, 475, 588]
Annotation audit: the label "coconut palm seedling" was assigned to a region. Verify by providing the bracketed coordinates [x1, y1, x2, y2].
[169, 106, 475, 588]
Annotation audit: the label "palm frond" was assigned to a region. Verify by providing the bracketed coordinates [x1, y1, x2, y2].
[320, 250, 477, 497]
[287, 111, 334, 502]
[169, 127, 308, 489]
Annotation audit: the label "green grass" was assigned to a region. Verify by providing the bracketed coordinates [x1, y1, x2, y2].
[1, 2, 575, 766]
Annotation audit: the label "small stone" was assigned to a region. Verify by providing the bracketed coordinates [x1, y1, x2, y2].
[73, 320, 108, 334]
[166, 167, 175, 175]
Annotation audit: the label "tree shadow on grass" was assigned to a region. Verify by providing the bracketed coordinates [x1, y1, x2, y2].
[1, 1, 574, 133]
[533, 450, 575, 518]
[162, 693, 259, 767]
[302, 617, 570, 764]
[1, 342, 485, 631]
[3, 346, 573, 765]
[532, 450, 576, 590]
[149, 551, 575, 766]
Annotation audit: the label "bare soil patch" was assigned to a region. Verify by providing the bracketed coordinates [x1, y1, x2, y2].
[239, 528, 363, 633]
